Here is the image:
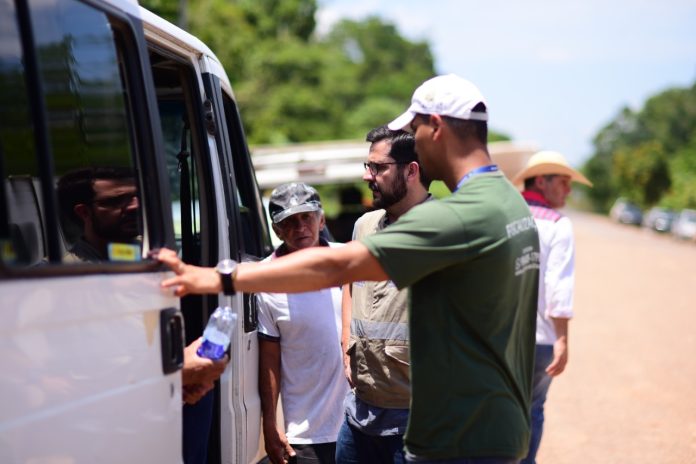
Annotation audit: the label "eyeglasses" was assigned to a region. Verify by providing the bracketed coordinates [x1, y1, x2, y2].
[92, 193, 138, 209]
[363, 161, 408, 176]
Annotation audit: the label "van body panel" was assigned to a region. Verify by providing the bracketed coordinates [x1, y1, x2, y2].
[0, 273, 182, 463]
[140, 7, 215, 65]
[1, 0, 268, 461]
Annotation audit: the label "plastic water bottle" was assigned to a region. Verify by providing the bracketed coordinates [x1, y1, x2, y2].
[197, 306, 237, 360]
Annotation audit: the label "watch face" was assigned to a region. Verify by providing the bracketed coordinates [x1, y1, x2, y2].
[216, 259, 237, 274]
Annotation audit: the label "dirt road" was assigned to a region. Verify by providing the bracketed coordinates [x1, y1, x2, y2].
[536, 211, 696, 463]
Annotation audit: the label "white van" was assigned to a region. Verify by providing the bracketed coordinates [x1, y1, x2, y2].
[0, 0, 272, 462]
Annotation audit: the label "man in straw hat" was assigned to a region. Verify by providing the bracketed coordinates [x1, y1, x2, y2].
[158, 74, 540, 464]
[512, 151, 592, 464]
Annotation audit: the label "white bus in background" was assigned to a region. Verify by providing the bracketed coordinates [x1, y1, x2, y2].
[0, 0, 272, 462]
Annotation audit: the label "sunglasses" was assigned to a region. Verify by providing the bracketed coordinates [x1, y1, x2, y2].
[92, 192, 138, 209]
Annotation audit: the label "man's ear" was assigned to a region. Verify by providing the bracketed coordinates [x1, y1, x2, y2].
[406, 161, 419, 182]
[318, 213, 326, 230]
[533, 176, 546, 190]
[73, 203, 90, 222]
[429, 114, 443, 140]
[272, 223, 284, 241]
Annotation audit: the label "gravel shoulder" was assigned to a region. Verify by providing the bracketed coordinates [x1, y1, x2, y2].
[536, 211, 696, 463]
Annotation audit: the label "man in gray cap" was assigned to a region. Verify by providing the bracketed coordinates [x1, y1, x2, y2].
[257, 183, 348, 464]
[160, 75, 539, 463]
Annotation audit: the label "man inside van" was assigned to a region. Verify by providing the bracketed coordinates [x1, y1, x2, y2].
[57, 166, 140, 262]
[257, 182, 348, 464]
[57, 166, 227, 404]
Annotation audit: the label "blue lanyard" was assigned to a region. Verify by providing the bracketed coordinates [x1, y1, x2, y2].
[454, 164, 499, 192]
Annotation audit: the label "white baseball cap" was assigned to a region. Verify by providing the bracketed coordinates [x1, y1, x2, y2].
[388, 74, 488, 131]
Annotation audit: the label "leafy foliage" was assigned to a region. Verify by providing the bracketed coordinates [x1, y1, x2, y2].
[139, 0, 510, 146]
[583, 82, 696, 212]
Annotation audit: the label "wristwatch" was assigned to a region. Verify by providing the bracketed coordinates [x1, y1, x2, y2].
[215, 258, 238, 296]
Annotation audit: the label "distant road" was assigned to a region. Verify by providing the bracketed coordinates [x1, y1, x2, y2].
[537, 211, 696, 463]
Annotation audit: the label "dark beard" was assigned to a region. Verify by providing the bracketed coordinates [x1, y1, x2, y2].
[92, 211, 139, 243]
[372, 173, 408, 210]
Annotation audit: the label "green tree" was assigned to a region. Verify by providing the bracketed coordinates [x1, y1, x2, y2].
[138, 1, 508, 147]
[237, 0, 317, 41]
[583, 81, 696, 212]
[612, 141, 670, 207]
[662, 138, 696, 209]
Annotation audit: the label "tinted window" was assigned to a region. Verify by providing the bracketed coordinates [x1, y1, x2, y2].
[0, 0, 142, 267]
[0, 0, 41, 265]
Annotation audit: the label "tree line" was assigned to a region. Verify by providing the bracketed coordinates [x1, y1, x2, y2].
[140, 0, 510, 145]
[140, 0, 432, 144]
[583, 81, 696, 213]
[143, 1, 694, 214]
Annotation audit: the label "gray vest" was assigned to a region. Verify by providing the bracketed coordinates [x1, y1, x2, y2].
[349, 209, 410, 408]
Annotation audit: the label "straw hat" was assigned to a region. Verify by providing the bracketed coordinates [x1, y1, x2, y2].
[512, 150, 593, 187]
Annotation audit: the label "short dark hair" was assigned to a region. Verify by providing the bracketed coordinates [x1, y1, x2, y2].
[365, 125, 431, 188]
[523, 174, 556, 190]
[441, 102, 488, 144]
[57, 166, 135, 225]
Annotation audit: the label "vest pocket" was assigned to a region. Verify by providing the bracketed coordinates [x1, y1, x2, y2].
[384, 344, 409, 365]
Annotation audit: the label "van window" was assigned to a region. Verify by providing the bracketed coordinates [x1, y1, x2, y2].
[222, 94, 272, 332]
[0, 0, 142, 267]
[222, 94, 272, 259]
[149, 47, 217, 340]
[0, 0, 39, 265]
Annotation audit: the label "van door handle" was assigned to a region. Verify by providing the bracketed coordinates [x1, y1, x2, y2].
[160, 308, 184, 374]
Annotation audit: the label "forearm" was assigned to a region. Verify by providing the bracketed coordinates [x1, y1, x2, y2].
[236, 241, 386, 294]
[551, 316, 569, 343]
[546, 316, 570, 376]
[341, 284, 352, 354]
[159, 242, 387, 298]
[258, 342, 282, 427]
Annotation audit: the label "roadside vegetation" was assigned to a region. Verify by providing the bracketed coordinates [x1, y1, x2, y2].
[141, 0, 695, 215]
[583, 82, 696, 213]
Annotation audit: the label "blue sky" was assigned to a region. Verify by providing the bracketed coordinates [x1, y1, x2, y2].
[317, 0, 696, 167]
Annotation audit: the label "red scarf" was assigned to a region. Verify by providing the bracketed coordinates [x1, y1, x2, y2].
[521, 190, 551, 208]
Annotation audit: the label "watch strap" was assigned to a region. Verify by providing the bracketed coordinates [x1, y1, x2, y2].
[220, 271, 235, 295]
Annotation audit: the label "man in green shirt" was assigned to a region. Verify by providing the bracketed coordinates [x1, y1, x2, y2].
[159, 74, 539, 463]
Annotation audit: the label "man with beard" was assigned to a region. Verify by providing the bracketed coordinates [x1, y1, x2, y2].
[57, 166, 140, 262]
[57, 166, 226, 405]
[337, 126, 431, 464]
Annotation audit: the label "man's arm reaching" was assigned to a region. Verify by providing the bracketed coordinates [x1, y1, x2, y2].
[159, 241, 388, 297]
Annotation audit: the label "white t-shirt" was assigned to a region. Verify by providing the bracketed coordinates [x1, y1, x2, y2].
[531, 209, 575, 345]
[256, 243, 348, 444]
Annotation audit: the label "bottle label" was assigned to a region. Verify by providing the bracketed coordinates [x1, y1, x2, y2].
[197, 339, 227, 360]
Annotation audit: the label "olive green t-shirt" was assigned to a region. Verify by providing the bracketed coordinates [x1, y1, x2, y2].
[362, 172, 539, 460]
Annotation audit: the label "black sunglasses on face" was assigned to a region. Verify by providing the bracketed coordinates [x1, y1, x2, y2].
[363, 161, 408, 176]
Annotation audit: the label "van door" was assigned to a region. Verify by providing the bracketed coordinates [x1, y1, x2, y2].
[142, 31, 272, 461]
[201, 68, 274, 464]
[0, 0, 182, 463]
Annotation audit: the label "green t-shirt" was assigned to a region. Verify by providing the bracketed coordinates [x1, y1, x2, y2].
[362, 172, 539, 460]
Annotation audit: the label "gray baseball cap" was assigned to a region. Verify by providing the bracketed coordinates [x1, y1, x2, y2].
[269, 182, 323, 224]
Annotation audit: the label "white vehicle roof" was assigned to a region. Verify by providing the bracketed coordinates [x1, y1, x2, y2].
[102, 0, 233, 97]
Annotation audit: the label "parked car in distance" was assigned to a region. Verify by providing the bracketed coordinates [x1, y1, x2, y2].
[671, 209, 696, 241]
[642, 207, 677, 233]
[609, 198, 643, 226]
